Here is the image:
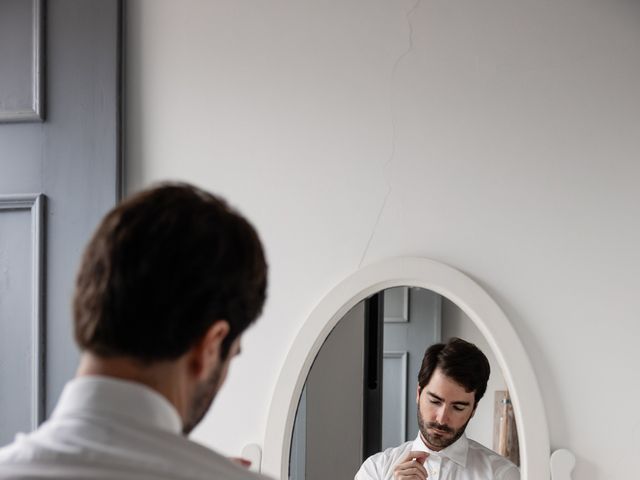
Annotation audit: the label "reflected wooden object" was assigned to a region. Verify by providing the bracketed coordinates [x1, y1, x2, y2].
[493, 390, 520, 466]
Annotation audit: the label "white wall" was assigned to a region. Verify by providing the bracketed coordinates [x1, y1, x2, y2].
[126, 1, 640, 479]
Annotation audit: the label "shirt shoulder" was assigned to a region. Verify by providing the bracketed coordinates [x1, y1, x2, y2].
[355, 441, 413, 480]
[0, 432, 41, 465]
[0, 378, 272, 480]
[466, 439, 520, 480]
[0, 428, 270, 480]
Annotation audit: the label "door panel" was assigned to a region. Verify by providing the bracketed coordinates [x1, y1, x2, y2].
[0, 0, 44, 122]
[381, 351, 407, 449]
[0, 0, 122, 443]
[0, 197, 44, 444]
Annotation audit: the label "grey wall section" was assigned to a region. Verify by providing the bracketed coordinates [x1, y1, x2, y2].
[304, 302, 365, 480]
[0, 0, 122, 439]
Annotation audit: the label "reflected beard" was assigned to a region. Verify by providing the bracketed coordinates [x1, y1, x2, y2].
[182, 363, 223, 435]
[417, 411, 471, 450]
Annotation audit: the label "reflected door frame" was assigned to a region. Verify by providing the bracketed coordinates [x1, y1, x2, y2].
[262, 257, 562, 480]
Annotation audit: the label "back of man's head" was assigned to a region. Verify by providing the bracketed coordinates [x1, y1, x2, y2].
[417, 337, 490, 407]
[73, 182, 267, 362]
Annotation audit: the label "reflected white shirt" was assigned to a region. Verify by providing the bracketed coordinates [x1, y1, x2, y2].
[0, 376, 271, 480]
[355, 433, 519, 480]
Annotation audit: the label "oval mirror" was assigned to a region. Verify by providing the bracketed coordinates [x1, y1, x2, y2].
[262, 257, 552, 479]
[288, 286, 520, 479]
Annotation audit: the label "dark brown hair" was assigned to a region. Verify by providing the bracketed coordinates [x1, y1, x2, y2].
[73, 183, 267, 361]
[417, 337, 490, 407]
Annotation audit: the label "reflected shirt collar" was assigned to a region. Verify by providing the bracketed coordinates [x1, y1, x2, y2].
[411, 432, 469, 467]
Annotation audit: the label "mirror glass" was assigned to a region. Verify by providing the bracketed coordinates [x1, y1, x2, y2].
[288, 287, 520, 479]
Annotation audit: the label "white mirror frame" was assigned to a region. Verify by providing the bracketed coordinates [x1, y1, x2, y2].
[262, 257, 572, 479]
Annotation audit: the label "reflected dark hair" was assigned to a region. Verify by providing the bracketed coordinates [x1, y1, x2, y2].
[417, 337, 490, 407]
[73, 182, 267, 361]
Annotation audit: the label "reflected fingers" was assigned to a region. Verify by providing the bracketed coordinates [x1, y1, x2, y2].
[393, 453, 429, 480]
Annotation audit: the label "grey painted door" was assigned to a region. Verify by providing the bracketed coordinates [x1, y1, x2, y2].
[0, 0, 122, 445]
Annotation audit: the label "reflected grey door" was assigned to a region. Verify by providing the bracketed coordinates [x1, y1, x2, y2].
[383, 287, 442, 446]
[0, 0, 122, 445]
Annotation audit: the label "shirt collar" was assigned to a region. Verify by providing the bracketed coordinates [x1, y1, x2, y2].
[51, 375, 183, 434]
[411, 432, 469, 467]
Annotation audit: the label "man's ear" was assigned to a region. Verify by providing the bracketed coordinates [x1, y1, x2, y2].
[189, 320, 230, 380]
[416, 385, 421, 405]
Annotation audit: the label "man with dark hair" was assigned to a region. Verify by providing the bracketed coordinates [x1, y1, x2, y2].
[356, 338, 519, 480]
[0, 183, 271, 479]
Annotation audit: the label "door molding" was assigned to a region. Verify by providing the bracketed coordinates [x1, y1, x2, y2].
[0, 0, 44, 123]
[382, 350, 408, 447]
[0, 193, 46, 427]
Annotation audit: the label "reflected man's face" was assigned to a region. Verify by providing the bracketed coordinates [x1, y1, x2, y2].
[416, 368, 476, 451]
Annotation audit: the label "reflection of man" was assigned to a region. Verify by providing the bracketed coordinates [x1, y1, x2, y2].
[355, 338, 519, 480]
[0, 183, 272, 479]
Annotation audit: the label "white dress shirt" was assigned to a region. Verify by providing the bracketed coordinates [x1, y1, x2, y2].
[0, 376, 271, 480]
[355, 433, 519, 480]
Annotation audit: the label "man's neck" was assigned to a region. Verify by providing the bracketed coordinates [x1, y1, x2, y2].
[419, 432, 443, 452]
[77, 352, 189, 425]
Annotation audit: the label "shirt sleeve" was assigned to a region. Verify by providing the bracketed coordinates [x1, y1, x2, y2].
[497, 464, 521, 480]
[354, 456, 381, 480]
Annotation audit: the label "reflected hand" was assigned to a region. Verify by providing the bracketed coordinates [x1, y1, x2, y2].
[393, 451, 429, 480]
[229, 457, 251, 469]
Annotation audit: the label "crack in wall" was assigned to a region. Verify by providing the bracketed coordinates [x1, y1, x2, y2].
[385, 0, 421, 173]
[358, 0, 421, 268]
[358, 187, 392, 267]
